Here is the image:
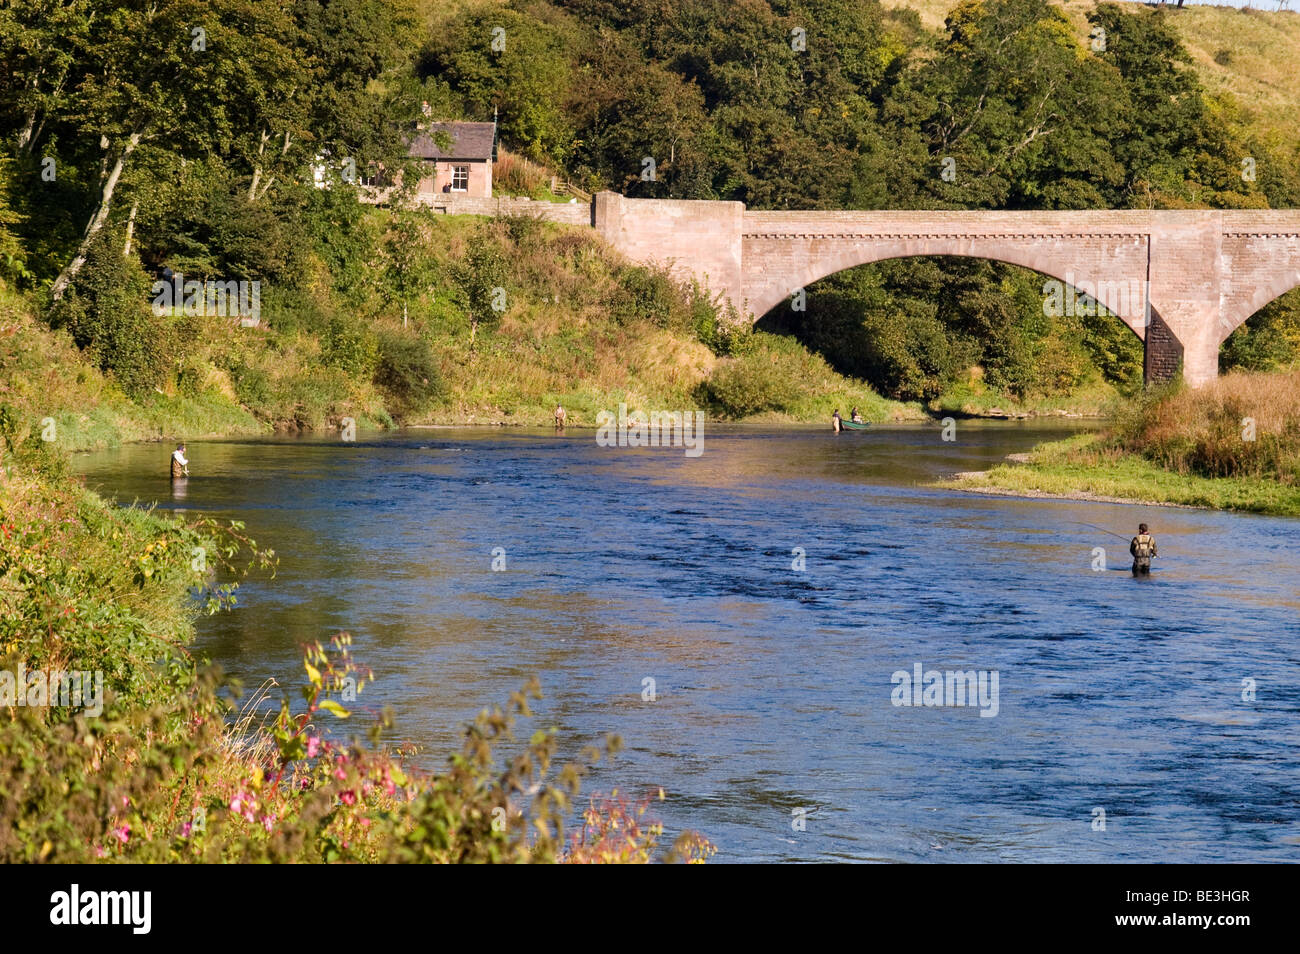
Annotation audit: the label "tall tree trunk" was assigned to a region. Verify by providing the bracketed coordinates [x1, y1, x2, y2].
[16, 111, 37, 153]
[50, 132, 140, 301]
[249, 130, 271, 201]
[250, 129, 292, 202]
[123, 200, 139, 257]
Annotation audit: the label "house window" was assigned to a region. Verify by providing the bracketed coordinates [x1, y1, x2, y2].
[451, 165, 469, 192]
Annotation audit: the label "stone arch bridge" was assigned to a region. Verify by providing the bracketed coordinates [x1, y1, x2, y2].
[587, 192, 1300, 387]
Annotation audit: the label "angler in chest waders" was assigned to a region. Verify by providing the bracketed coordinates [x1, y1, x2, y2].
[171, 443, 189, 479]
[1130, 523, 1157, 577]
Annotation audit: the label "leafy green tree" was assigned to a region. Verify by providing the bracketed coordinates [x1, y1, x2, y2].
[47, 226, 167, 398]
[47, 0, 301, 299]
[453, 227, 510, 345]
[421, 7, 575, 165]
[0, 0, 92, 156]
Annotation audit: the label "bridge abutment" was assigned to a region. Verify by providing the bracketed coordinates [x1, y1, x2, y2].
[593, 192, 746, 315]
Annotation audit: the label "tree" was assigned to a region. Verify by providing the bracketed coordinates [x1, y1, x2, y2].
[453, 228, 509, 345]
[0, 0, 92, 156]
[48, 0, 301, 299]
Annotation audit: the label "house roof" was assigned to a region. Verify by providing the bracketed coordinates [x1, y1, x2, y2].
[408, 121, 495, 161]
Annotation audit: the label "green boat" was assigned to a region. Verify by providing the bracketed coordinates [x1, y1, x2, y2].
[840, 419, 870, 430]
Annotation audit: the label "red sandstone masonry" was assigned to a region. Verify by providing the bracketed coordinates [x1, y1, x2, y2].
[594, 195, 1300, 387]
[361, 188, 593, 225]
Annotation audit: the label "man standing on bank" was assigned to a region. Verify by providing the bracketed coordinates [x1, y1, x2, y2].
[171, 442, 189, 479]
[1130, 523, 1157, 577]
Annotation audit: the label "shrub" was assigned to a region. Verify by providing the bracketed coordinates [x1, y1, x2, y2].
[702, 335, 802, 417]
[610, 265, 677, 327]
[322, 314, 379, 376]
[47, 229, 169, 399]
[373, 328, 443, 416]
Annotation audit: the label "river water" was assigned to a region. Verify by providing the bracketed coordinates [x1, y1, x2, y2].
[76, 423, 1300, 862]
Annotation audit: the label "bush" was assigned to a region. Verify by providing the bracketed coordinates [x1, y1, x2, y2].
[47, 229, 170, 399]
[611, 265, 677, 327]
[702, 335, 802, 417]
[373, 328, 443, 416]
[322, 314, 379, 376]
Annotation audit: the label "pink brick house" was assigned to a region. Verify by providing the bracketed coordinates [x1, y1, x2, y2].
[409, 121, 495, 199]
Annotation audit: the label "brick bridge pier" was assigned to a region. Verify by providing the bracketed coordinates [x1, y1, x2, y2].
[590, 192, 1300, 386]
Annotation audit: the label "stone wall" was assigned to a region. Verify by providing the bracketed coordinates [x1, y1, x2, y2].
[417, 193, 592, 225]
[361, 188, 592, 225]
[592, 192, 745, 313]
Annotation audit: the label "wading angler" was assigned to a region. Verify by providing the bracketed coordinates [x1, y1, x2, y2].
[596, 403, 704, 457]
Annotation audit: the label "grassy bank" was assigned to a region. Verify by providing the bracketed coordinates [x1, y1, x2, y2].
[939, 370, 1300, 516]
[4, 210, 925, 452]
[0, 438, 712, 862]
[0, 287, 267, 453]
[929, 369, 1126, 419]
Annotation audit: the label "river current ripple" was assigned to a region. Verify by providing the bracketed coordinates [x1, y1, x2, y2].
[78, 423, 1300, 862]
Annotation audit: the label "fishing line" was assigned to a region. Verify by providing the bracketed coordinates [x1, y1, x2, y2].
[1074, 521, 1131, 542]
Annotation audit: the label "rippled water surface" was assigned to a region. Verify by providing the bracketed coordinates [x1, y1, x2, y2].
[77, 423, 1300, 862]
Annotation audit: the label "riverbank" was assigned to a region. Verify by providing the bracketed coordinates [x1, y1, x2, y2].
[3, 205, 1150, 453]
[937, 370, 1300, 517]
[939, 432, 1300, 514]
[0, 437, 711, 862]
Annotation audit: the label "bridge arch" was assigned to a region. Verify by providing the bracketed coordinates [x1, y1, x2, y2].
[1219, 269, 1300, 344]
[745, 244, 1154, 341]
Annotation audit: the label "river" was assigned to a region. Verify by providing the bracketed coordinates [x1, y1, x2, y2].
[76, 422, 1300, 862]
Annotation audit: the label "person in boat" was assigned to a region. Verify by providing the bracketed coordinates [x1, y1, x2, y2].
[170, 442, 189, 479]
[831, 409, 842, 433]
[1130, 523, 1157, 577]
[554, 404, 567, 427]
[850, 407, 863, 423]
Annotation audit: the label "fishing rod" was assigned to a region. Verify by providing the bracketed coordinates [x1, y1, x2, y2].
[1074, 521, 1131, 542]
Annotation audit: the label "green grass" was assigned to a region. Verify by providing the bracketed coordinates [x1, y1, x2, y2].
[930, 372, 1129, 419]
[0, 287, 266, 452]
[939, 431, 1300, 515]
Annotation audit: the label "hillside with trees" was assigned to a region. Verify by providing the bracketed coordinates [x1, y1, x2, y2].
[2, 0, 1298, 431]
